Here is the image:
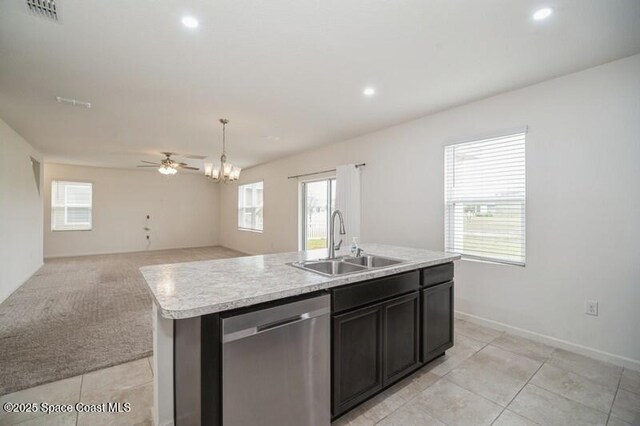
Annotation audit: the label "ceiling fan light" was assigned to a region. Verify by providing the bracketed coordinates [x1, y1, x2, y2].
[158, 165, 177, 175]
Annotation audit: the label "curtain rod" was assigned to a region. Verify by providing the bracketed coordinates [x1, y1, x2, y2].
[287, 163, 366, 179]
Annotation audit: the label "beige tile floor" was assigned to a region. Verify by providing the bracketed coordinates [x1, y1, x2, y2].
[0, 358, 154, 426]
[1, 320, 638, 426]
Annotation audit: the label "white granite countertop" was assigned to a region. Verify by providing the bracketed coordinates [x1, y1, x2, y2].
[140, 243, 460, 319]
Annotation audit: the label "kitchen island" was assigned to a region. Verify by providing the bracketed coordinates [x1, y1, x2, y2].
[141, 243, 459, 426]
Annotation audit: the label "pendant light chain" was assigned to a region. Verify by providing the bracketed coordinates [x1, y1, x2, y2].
[221, 118, 227, 159]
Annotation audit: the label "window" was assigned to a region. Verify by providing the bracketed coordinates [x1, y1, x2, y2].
[51, 181, 93, 231]
[444, 131, 526, 265]
[238, 181, 263, 231]
[300, 178, 336, 250]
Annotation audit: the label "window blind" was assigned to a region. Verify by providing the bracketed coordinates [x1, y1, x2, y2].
[238, 181, 263, 231]
[51, 181, 92, 231]
[444, 132, 526, 265]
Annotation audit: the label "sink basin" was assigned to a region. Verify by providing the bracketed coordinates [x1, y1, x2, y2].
[342, 255, 403, 268]
[290, 254, 406, 277]
[293, 260, 367, 277]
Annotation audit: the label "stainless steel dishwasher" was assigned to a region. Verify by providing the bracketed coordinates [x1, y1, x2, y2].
[222, 294, 331, 426]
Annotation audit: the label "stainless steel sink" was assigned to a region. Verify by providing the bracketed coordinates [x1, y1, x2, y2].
[290, 254, 405, 277]
[342, 255, 403, 268]
[297, 260, 367, 276]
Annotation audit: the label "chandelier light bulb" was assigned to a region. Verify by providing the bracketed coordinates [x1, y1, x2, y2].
[204, 162, 213, 177]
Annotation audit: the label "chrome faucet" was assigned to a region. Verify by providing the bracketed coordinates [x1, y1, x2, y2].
[328, 209, 346, 259]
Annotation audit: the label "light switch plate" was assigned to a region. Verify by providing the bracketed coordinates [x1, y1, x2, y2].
[585, 300, 598, 316]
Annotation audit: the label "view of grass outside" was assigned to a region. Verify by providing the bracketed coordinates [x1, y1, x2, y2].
[307, 238, 327, 250]
[453, 203, 524, 262]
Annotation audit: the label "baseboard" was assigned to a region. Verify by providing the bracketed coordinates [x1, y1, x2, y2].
[219, 243, 259, 256]
[43, 244, 228, 260]
[233, 248, 259, 256]
[455, 310, 640, 372]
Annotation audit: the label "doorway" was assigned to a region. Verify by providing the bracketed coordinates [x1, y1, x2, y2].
[300, 178, 336, 250]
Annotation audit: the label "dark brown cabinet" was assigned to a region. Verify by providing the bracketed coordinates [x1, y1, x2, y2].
[332, 304, 384, 416]
[421, 280, 454, 363]
[332, 278, 420, 417]
[332, 266, 454, 419]
[383, 292, 420, 385]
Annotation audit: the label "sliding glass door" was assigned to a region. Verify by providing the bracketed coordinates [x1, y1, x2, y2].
[301, 178, 336, 250]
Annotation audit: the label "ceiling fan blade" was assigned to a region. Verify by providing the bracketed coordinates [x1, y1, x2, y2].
[137, 165, 158, 168]
[180, 166, 200, 170]
[140, 160, 160, 165]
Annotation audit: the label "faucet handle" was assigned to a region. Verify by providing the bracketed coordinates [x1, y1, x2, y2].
[334, 239, 343, 251]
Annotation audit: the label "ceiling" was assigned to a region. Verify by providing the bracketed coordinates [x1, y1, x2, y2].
[1, 0, 639, 171]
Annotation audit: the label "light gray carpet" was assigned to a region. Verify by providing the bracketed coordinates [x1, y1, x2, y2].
[0, 246, 244, 396]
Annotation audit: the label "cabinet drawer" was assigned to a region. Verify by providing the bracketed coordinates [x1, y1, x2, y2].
[421, 262, 453, 288]
[332, 271, 419, 314]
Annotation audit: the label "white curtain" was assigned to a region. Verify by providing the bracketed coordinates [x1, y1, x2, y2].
[335, 164, 361, 254]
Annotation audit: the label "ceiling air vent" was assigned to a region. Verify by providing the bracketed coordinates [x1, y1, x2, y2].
[26, 0, 58, 21]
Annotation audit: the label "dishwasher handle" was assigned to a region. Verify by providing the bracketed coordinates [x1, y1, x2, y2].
[257, 313, 308, 332]
[222, 305, 330, 343]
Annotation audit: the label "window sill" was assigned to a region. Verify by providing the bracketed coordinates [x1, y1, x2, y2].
[238, 228, 263, 234]
[460, 256, 525, 268]
[51, 228, 93, 232]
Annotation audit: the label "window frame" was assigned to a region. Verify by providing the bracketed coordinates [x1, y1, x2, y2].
[298, 176, 336, 251]
[51, 180, 93, 232]
[444, 130, 527, 266]
[237, 180, 264, 233]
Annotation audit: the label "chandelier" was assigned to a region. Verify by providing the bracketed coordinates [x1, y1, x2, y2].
[205, 118, 241, 183]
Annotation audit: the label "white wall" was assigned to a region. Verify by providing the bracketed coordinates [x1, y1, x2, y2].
[0, 118, 43, 304]
[219, 55, 640, 367]
[44, 164, 220, 258]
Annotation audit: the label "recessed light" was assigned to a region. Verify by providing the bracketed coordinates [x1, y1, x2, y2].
[363, 87, 376, 97]
[181, 16, 199, 29]
[532, 7, 553, 21]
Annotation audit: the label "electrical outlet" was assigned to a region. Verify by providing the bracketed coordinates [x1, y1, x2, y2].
[585, 300, 598, 316]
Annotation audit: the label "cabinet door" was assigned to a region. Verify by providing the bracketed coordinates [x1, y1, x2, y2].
[422, 280, 454, 363]
[383, 292, 420, 385]
[332, 304, 383, 417]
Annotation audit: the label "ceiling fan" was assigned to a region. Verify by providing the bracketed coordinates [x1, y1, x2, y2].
[137, 152, 200, 175]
